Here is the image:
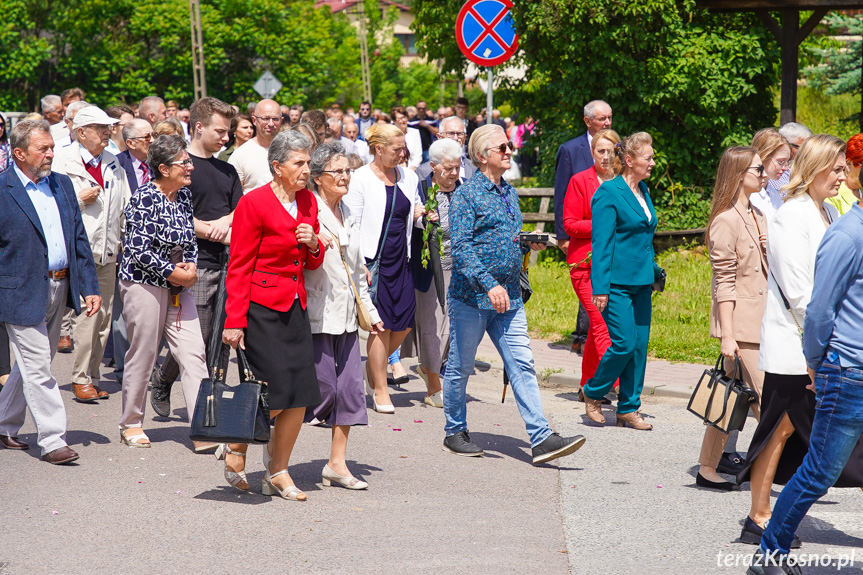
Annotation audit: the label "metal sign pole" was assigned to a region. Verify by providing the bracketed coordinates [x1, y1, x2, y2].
[486, 67, 493, 125]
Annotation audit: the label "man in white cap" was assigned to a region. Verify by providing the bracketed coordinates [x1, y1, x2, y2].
[52, 106, 131, 403]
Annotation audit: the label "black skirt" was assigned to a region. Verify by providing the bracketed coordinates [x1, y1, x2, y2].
[243, 300, 321, 411]
[737, 371, 863, 487]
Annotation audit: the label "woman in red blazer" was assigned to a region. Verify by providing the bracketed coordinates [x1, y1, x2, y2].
[562, 129, 620, 409]
[222, 131, 326, 501]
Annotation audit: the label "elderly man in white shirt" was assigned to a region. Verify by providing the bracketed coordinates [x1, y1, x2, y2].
[52, 106, 131, 403]
[343, 121, 371, 165]
[228, 98, 282, 193]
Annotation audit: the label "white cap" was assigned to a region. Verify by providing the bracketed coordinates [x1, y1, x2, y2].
[72, 106, 119, 130]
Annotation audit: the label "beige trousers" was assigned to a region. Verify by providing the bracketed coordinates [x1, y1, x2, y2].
[71, 262, 115, 385]
[698, 341, 764, 467]
[119, 280, 207, 429]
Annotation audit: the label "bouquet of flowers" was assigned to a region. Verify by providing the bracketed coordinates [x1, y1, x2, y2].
[421, 183, 444, 268]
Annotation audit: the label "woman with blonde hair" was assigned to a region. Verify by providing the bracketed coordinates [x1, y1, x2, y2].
[749, 128, 792, 222]
[736, 134, 863, 546]
[582, 132, 663, 430]
[694, 147, 768, 491]
[152, 117, 185, 138]
[562, 128, 621, 405]
[344, 123, 423, 414]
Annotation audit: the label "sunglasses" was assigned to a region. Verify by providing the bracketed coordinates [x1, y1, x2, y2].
[488, 141, 515, 155]
[746, 165, 765, 176]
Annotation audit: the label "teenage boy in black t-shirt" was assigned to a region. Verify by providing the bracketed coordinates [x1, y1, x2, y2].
[150, 97, 242, 422]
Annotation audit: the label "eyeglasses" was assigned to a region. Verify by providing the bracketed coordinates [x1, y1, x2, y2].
[254, 115, 282, 125]
[746, 165, 765, 176]
[128, 133, 154, 142]
[169, 159, 194, 167]
[86, 125, 113, 133]
[440, 131, 466, 139]
[322, 169, 350, 177]
[487, 142, 515, 155]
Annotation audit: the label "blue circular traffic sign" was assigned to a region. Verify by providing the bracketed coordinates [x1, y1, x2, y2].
[455, 0, 519, 67]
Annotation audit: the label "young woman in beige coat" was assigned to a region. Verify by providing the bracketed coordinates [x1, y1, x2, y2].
[696, 147, 768, 490]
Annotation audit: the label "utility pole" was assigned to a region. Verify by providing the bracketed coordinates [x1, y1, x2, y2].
[356, 1, 372, 104]
[189, 0, 207, 99]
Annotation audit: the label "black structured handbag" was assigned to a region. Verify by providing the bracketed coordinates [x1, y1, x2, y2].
[190, 346, 270, 444]
[687, 354, 757, 434]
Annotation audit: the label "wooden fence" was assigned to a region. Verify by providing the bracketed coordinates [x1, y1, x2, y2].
[515, 188, 707, 264]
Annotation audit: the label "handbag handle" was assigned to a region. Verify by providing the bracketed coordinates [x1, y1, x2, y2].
[706, 353, 742, 427]
[236, 347, 264, 386]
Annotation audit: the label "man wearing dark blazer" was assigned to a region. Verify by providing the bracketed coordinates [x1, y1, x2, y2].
[112, 118, 153, 384]
[116, 118, 154, 194]
[0, 120, 101, 464]
[553, 100, 612, 354]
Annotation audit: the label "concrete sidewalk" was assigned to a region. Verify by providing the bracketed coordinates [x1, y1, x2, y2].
[475, 335, 709, 401]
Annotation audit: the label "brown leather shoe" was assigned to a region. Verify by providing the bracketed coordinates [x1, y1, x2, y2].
[72, 383, 99, 402]
[93, 385, 109, 399]
[615, 411, 653, 431]
[0, 435, 29, 450]
[584, 395, 606, 424]
[57, 335, 73, 354]
[42, 446, 79, 465]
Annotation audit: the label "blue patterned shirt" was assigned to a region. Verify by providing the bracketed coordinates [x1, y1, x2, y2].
[120, 182, 197, 288]
[449, 171, 524, 311]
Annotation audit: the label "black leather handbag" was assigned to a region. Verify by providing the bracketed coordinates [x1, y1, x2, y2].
[190, 346, 270, 444]
[687, 354, 757, 434]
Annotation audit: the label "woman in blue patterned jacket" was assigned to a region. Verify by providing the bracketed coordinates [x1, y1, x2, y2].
[118, 135, 213, 452]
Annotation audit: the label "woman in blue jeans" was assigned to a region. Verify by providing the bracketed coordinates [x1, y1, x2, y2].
[582, 132, 662, 430]
[440, 124, 585, 465]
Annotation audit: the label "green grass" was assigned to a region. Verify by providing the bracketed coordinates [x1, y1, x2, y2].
[524, 245, 718, 364]
[780, 86, 860, 140]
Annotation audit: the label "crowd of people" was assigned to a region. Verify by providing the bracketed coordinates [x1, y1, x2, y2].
[3, 87, 863, 572]
[0, 89, 582, 503]
[553, 100, 863, 574]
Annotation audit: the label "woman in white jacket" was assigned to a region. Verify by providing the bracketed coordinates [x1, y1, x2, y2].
[344, 123, 425, 414]
[304, 141, 384, 490]
[736, 134, 845, 547]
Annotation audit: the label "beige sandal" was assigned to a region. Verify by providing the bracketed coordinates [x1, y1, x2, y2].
[224, 446, 249, 492]
[120, 427, 151, 448]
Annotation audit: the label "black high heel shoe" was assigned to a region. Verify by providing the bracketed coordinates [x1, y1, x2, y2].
[695, 472, 739, 491]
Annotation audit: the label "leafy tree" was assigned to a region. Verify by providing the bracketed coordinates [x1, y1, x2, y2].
[413, 0, 780, 196]
[805, 13, 862, 98]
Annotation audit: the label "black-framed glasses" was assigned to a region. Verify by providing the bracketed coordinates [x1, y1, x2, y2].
[746, 165, 765, 176]
[322, 169, 350, 177]
[487, 141, 515, 155]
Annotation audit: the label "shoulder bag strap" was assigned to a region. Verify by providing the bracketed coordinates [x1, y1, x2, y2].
[372, 169, 399, 264]
[321, 219, 366, 309]
[769, 270, 803, 334]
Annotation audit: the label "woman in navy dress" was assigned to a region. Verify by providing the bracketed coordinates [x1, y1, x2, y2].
[344, 123, 424, 414]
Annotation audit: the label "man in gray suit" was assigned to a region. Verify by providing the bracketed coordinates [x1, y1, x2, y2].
[416, 116, 476, 182]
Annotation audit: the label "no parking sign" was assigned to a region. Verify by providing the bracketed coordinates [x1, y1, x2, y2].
[455, 0, 519, 67]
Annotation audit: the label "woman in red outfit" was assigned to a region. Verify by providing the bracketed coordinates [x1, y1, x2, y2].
[222, 130, 327, 501]
[562, 129, 620, 403]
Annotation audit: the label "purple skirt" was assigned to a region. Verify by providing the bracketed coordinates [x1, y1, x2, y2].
[305, 331, 368, 426]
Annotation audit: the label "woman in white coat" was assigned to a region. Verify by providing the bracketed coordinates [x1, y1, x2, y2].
[344, 123, 425, 414]
[736, 134, 849, 547]
[304, 141, 384, 489]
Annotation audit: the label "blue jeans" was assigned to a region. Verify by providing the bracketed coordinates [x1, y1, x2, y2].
[761, 357, 863, 554]
[442, 298, 552, 447]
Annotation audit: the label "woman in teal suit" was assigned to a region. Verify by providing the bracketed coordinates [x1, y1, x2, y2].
[583, 132, 661, 430]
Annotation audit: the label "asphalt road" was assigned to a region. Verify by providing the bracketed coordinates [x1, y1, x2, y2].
[1, 350, 862, 575]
